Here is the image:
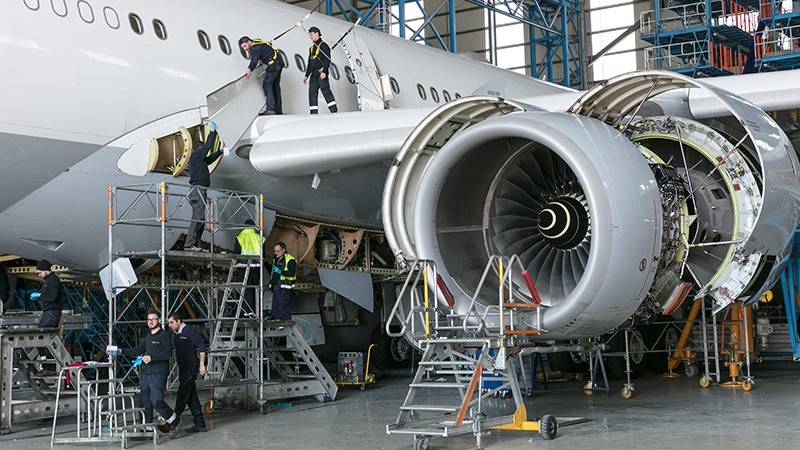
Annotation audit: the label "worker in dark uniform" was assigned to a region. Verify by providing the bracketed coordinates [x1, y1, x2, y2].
[304, 27, 338, 115]
[124, 310, 178, 433]
[35, 260, 63, 328]
[239, 36, 284, 115]
[233, 219, 265, 315]
[184, 122, 227, 252]
[270, 242, 297, 320]
[167, 313, 207, 433]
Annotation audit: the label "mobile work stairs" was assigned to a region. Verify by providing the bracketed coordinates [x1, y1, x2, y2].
[385, 255, 559, 450]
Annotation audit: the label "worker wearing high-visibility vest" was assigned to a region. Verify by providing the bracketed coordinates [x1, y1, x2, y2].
[270, 242, 297, 320]
[234, 219, 265, 315]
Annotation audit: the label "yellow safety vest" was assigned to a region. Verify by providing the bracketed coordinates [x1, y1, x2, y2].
[236, 228, 264, 256]
[279, 253, 297, 285]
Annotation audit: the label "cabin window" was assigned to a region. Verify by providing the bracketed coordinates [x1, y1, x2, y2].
[294, 54, 306, 72]
[443, 90, 451, 102]
[278, 50, 289, 67]
[430, 87, 440, 103]
[218, 35, 231, 55]
[345, 66, 356, 84]
[455, 92, 462, 99]
[330, 63, 340, 80]
[129, 13, 143, 34]
[51, 0, 67, 17]
[23, 0, 40, 11]
[197, 30, 211, 50]
[153, 19, 167, 40]
[103, 6, 119, 29]
[417, 84, 427, 100]
[390, 77, 400, 94]
[77, 1, 93, 23]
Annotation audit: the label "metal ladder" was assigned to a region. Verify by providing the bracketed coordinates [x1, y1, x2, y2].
[206, 259, 259, 382]
[51, 361, 157, 447]
[260, 321, 338, 405]
[386, 255, 555, 450]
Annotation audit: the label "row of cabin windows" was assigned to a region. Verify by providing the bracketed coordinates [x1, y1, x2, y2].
[416, 84, 461, 103]
[24, 1, 431, 99]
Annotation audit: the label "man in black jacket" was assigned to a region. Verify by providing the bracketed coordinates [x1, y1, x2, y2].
[304, 27, 338, 115]
[185, 123, 227, 252]
[35, 260, 63, 328]
[167, 313, 208, 433]
[124, 310, 178, 432]
[240, 36, 284, 115]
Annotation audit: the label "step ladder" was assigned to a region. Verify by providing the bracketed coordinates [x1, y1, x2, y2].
[51, 361, 157, 447]
[386, 255, 557, 450]
[1, 328, 81, 434]
[260, 321, 338, 405]
[206, 259, 260, 383]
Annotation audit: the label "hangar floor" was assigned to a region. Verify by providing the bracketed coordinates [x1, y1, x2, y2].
[4, 369, 799, 449]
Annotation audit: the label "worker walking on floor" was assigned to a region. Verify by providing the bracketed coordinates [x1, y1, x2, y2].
[240, 36, 284, 115]
[167, 313, 208, 433]
[234, 219, 265, 316]
[34, 260, 63, 328]
[184, 122, 228, 252]
[304, 27, 338, 115]
[124, 310, 178, 433]
[270, 242, 297, 320]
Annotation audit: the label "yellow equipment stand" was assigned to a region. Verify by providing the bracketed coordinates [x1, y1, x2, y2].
[336, 344, 376, 391]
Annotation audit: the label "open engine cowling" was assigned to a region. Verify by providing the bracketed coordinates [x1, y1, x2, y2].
[383, 72, 800, 341]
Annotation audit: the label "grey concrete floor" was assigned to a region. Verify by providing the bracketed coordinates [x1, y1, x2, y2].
[3, 370, 800, 449]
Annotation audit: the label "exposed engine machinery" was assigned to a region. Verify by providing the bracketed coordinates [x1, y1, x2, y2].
[383, 71, 800, 342]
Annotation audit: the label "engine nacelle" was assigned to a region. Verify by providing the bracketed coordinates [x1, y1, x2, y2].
[383, 72, 800, 342]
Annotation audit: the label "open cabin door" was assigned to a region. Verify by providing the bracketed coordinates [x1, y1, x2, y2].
[340, 34, 389, 111]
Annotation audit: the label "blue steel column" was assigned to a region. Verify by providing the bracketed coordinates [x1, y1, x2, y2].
[399, 0, 406, 38]
[561, 5, 569, 87]
[326, 0, 332, 16]
[448, 0, 457, 53]
[529, 5, 537, 77]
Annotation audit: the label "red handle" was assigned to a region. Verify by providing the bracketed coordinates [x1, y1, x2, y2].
[521, 270, 541, 305]
[436, 275, 455, 308]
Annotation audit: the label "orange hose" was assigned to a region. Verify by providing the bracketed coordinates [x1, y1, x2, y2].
[107, 186, 113, 225]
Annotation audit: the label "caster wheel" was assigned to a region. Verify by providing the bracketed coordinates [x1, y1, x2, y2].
[414, 435, 431, 450]
[539, 414, 557, 440]
[360, 385, 366, 391]
[684, 364, 698, 378]
[202, 399, 215, 416]
[583, 382, 593, 396]
[742, 380, 754, 392]
[621, 385, 634, 399]
[698, 376, 711, 389]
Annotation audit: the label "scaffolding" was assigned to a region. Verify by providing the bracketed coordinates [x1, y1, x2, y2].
[106, 181, 337, 412]
[322, 0, 585, 88]
[755, 0, 800, 70]
[641, 0, 758, 76]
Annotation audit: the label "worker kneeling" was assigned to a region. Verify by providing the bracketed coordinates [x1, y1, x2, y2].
[240, 36, 284, 115]
[270, 242, 296, 320]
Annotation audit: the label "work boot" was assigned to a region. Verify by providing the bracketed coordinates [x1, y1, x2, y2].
[169, 417, 181, 434]
[156, 421, 171, 433]
[185, 425, 207, 433]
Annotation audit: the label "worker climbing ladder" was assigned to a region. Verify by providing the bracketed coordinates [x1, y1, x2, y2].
[386, 256, 559, 450]
[106, 181, 336, 413]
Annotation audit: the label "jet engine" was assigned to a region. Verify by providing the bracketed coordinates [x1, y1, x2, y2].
[383, 72, 800, 340]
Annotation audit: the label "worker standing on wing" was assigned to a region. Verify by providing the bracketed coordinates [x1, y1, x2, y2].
[304, 27, 338, 115]
[240, 36, 284, 115]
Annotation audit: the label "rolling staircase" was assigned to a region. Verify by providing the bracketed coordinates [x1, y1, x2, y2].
[385, 256, 558, 450]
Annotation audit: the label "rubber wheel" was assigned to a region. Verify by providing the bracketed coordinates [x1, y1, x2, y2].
[698, 376, 711, 389]
[684, 363, 698, 378]
[360, 384, 366, 391]
[583, 388, 593, 396]
[539, 415, 557, 440]
[414, 435, 431, 450]
[621, 386, 634, 399]
[742, 380, 753, 392]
